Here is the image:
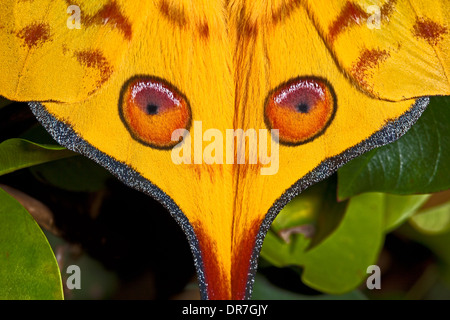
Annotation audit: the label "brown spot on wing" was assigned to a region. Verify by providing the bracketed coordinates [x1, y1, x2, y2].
[61, 44, 69, 55]
[85, 1, 133, 40]
[16, 22, 51, 49]
[64, 0, 132, 40]
[198, 22, 210, 39]
[380, 0, 397, 17]
[351, 49, 390, 92]
[413, 17, 448, 46]
[75, 49, 113, 92]
[328, 2, 368, 44]
[159, 0, 188, 27]
[328, 0, 397, 44]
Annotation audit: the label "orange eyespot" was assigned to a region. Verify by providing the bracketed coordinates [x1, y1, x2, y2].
[264, 77, 336, 145]
[119, 76, 191, 149]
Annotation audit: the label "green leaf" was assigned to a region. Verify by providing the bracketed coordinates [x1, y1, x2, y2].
[410, 201, 450, 235]
[252, 274, 367, 300]
[270, 178, 347, 251]
[30, 156, 112, 192]
[270, 184, 322, 233]
[260, 229, 309, 267]
[261, 191, 441, 294]
[383, 194, 431, 232]
[0, 187, 63, 299]
[301, 193, 384, 293]
[0, 126, 75, 176]
[338, 96, 450, 199]
[261, 192, 385, 294]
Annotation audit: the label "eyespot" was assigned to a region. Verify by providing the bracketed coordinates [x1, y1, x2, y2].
[264, 77, 337, 145]
[119, 76, 191, 149]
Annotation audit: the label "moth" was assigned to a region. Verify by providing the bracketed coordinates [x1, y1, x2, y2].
[0, 0, 448, 299]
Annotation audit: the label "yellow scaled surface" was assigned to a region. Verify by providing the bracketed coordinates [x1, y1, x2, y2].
[0, 0, 147, 102]
[0, 0, 448, 299]
[304, 0, 450, 100]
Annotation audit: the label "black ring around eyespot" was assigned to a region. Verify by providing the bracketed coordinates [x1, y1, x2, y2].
[118, 75, 193, 150]
[263, 76, 338, 146]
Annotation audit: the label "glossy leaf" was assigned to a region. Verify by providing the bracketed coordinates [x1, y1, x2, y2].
[0, 187, 63, 299]
[261, 229, 309, 267]
[410, 202, 450, 235]
[0, 126, 74, 176]
[383, 194, 431, 232]
[261, 192, 385, 294]
[338, 96, 450, 199]
[301, 193, 384, 293]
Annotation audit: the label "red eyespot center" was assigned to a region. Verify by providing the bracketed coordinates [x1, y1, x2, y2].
[265, 77, 336, 145]
[120, 77, 191, 148]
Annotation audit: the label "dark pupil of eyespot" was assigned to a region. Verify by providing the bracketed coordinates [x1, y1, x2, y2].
[146, 104, 159, 115]
[296, 103, 310, 113]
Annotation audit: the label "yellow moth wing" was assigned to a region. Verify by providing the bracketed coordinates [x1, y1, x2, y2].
[304, 0, 450, 100]
[0, 0, 147, 103]
[35, 2, 427, 298]
[1, 0, 446, 300]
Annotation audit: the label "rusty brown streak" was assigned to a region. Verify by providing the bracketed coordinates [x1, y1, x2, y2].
[231, 218, 262, 300]
[413, 17, 448, 46]
[193, 222, 230, 300]
[193, 217, 262, 300]
[65, 0, 132, 40]
[228, 7, 263, 300]
[351, 49, 390, 90]
[380, 0, 396, 17]
[328, 0, 397, 44]
[328, 2, 368, 44]
[198, 22, 210, 39]
[85, 1, 133, 40]
[16, 22, 51, 49]
[75, 49, 113, 91]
